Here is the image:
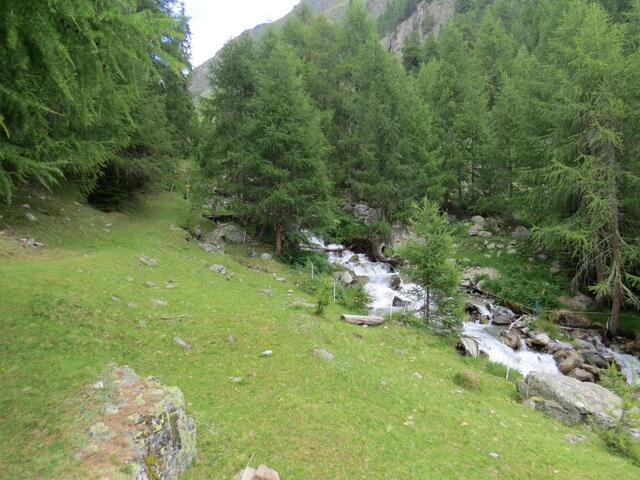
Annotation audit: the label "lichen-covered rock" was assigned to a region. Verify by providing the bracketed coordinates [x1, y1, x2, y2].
[78, 365, 196, 479]
[517, 373, 622, 428]
[206, 223, 248, 244]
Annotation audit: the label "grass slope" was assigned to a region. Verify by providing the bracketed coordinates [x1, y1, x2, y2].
[0, 191, 638, 479]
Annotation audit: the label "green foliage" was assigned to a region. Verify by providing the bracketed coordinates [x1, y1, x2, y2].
[0, 0, 195, 203]
[399, 199, 461, 326]
[598, 365, 640, 465]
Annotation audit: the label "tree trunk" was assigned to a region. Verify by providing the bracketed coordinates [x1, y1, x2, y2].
[424, 288, 431, 323]
[275, 222, 282, 257]
[609, 209, 623, 338]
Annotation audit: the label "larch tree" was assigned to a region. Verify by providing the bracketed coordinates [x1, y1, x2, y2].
[528, 1, 640, 336]
[233, 35, 333, 256]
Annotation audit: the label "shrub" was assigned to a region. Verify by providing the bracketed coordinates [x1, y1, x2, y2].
[340, 285, 371, 311]
[453, 370, 482, 390]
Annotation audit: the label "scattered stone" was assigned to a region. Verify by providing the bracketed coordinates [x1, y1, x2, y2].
[334, 270, 354, 285]
[537, 253, 548, 261]
[209, 264, 227, 275]
[512, 226, 530, 238]
[79, 366, 196, 480]
[151, 299, 167, 306]
[348, 202, 381, 226]
[546, 341, 574, 354]
[174, 337, 191, 349]
[478, 231, 493, 238]
[206, 223, 248, 244]
[517, 373, 622, 428]
[314, 348, 335, 361]
[392, 296, 410, 308]
[200, 242, 224, 254]
[230, 376, 243, 384]
[389, 274, 402, 290]
[260, 350, 273, 357]
[24, 212, 37, 222]
[564, 434, 587, 444]
[457, 336, 482, 357]
[507, 248, 517, 255]
[529, 332, 551, 348]
[91, 381, 105, 390]
[487, 242, 496, 250]
[567, 367, 595, 383]
[501, 330, 522, 350]
[21, 203, 31, 209]
[412, 372, 423, 380]
[260, 253, 273, 261]
[127, 303, 138, 309]
[341, 314, 385, 326]
[138, 255, 158, 268]
[225, 335, 236, 343]
[145, 281, 157, 288]
[550, 261, 561, 273]
[235, 465, 280, 480]
[489, 452, 500, 459]
[492, 314, 513, 326]
[111, 296, 120, 302]
[348, 254, 360, 264]
[471, 215, 486, 226]
[468, 224, 482, 236]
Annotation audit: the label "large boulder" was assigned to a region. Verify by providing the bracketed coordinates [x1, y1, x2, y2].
[471, 215, 486, 226]
[458, 336, 482, 357]
[512, 226, 530, 238]
[556, 310, 592, 328]
[78, 366, 196, 479]
[206, 223, 248, 244]
[553, 349, 583, 375]
[517, 373, 622, 428]
[334, 270, 354, 285]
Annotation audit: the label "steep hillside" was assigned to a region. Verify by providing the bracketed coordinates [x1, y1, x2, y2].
[189, 0, 454, 98]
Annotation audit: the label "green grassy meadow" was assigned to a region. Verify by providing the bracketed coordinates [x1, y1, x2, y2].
[1, 191, 638, 479]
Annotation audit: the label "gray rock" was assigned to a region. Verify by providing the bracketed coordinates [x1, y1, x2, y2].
[529, 332, 551, 348]
[389, 274, 402, 290]
[458, 336, 481, 357]
[546, 341, 574, 354]
[145, 281, 157, 288]
[138, 255, 158, 268]
[512, 226, 530, 238]
[81, 366, 196, 480]
[478, 230, 493, 238]
[554, 349, 583, 374]
[468, 224, 483, 236]
[352, 203, 381, 226]
[501, 330, 522, 350]
[556, 310, 592, 328]
[314, 348, 335, 361]
[567, 367, 596, 383]
[209, 264, 227, 274]
[392, 296, 410, 308]
[517, 373, 622, 428]
[564, 434, 587, 444]
[25, 212, 37, 222]
[471, 215, 486, 226]
[334, 270, 354, 285]
[260, 253, 272, 261]
[174, 337, 191, 349]
[492, 314, 513, 326]
[260, 350, 273, 357]
[507, 248, 517, 255]
[151, 299, 167, 306]
[206, 223, 247, 244]
[235, 465, 280, 480]
[580, 350, 608, 369]
[199, 242, 224, 254]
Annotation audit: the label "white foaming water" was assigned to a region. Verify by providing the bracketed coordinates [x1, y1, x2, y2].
[306, 234, 425, 316]
[611, 350, 640, 384]
[463, 322, 559, 377]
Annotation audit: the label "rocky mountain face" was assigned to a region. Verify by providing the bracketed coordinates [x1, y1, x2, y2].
[189, 0, 454, 98]
[382, 0, 454, 54]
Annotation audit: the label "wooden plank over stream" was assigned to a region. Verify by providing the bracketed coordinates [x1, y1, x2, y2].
[341, 314, 385, 326]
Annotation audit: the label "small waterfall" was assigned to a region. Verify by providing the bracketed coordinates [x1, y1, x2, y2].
[307, 232, 639, 382]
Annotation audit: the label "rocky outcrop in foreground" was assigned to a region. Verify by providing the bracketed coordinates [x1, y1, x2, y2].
[79, 365, 196, 479]
[517, 373, 622, 428]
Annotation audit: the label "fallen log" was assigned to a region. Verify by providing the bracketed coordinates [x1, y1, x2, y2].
[341, 314, 385, 326]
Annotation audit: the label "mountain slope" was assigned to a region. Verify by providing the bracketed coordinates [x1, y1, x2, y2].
[189, 0, 454, 98]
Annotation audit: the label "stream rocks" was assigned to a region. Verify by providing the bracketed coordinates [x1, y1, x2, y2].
[78, 365, 196, 479]
[517, 373, 622, 428]
[343, 202, 381, 226]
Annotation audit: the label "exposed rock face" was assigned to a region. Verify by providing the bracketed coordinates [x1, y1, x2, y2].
[458, 336, 482, 357]
[382, 0, 455, 55]
[190, 1, 454, 98]
[344, 202, 381, 226]
[517, 373, 622, 428]
[78, 366, 196, 479]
